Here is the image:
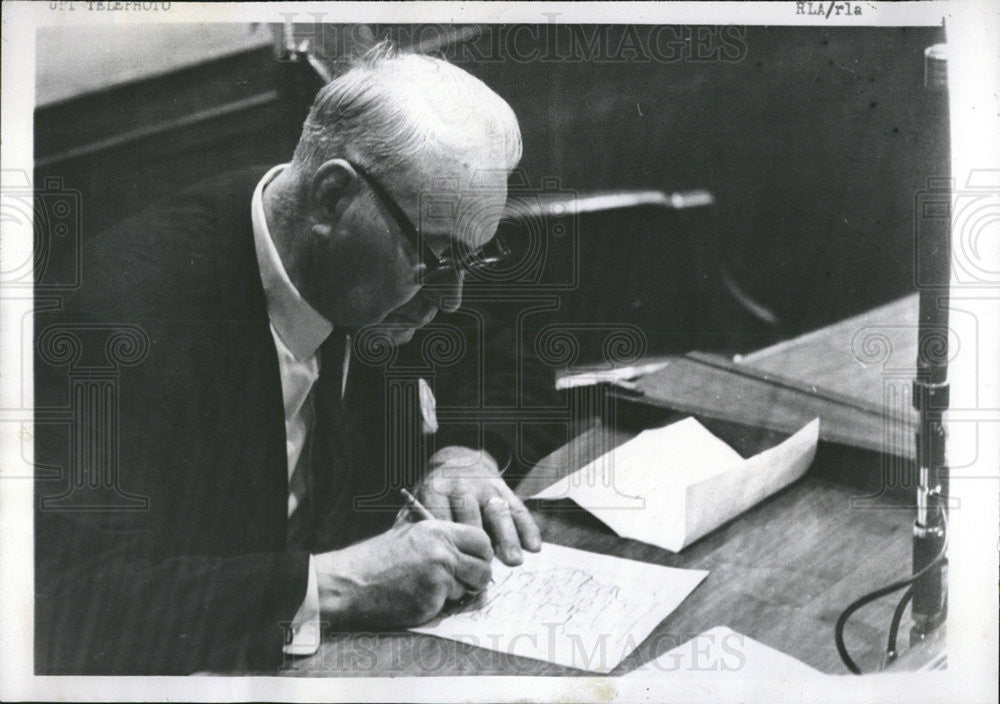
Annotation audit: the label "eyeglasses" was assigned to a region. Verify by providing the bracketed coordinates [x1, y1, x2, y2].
[350, 162, 510, 280]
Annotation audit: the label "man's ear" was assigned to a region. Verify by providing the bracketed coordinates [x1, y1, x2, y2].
[309, 159, 358, 224]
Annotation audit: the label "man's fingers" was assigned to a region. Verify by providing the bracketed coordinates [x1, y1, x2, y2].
[483, 496, 523, 565]
[445, 575, 466, 602]
[418, 488, 454, 522]
[442, 522, 494, 562]
[506, 495, 542, 552]
[452, 552, 492, 593]
[450, 492, 483, 528]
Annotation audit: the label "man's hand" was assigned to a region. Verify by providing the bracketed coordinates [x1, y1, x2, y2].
[411, 446, 542, 565]
[313, 519, 493, 628]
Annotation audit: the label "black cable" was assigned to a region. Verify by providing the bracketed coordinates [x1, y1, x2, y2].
[834, 507, 948, 675]
[884, 586, 914, 668]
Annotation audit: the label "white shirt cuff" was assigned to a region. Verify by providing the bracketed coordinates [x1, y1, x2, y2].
[282, 554, 322, 656]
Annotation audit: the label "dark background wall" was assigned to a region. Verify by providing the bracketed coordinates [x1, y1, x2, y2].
[445, 25, 948, 341]
[35, 24, 948, 357]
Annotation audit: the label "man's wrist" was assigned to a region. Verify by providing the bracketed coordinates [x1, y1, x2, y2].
[312, 550, 357, 627]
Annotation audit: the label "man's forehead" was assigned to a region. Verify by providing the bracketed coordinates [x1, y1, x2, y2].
[386, 157, 510, 245]
[419, 193, 506, 249]
[395, 158, 510, 200]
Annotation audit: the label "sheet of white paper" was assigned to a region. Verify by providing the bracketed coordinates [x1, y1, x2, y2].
[622, 626, 820, 678]
[410, 542, 708, 673]
[532, 417, 743, 509]
[531, 417, 820, 552]
[684, 419, 820, 546]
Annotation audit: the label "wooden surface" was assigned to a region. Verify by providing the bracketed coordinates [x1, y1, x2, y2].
[282, 296, 924, 677]
[285, 419, 915, 677]
[741, 294, 919, 422]
[634, 352, 915, 459]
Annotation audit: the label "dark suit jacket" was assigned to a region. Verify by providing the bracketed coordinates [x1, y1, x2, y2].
[34, 167, 560, 674]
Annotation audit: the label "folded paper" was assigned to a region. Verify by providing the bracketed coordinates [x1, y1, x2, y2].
[532, 417, 820, 552]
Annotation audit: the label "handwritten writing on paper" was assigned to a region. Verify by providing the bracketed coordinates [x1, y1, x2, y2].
[411, 543, 707, 673]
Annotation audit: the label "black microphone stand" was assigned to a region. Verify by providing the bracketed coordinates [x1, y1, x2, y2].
[910, 42, 950, 644]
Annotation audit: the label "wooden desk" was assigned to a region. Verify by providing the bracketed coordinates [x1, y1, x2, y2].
[283, 296, 922, 677]
[741, 293, 919, 422]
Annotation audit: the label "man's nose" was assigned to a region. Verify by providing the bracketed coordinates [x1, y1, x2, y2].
[422, 268, 465, 313]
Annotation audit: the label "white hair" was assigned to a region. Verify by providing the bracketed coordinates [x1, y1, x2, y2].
[290, 42, 522, 181]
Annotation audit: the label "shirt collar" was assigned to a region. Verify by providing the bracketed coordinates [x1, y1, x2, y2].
[251, 164, 334, 361]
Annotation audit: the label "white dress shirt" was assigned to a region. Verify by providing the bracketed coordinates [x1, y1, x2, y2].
[251, 163, 342, 656]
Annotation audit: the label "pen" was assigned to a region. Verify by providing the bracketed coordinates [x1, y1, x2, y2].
[399, 487, 489, 601]
[399, 487, 436, 521]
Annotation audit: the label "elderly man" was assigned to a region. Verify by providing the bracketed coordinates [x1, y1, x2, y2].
[35, 45, 555, 674]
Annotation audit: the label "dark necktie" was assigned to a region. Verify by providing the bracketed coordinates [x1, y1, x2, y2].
[286, 331, 349, 553]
